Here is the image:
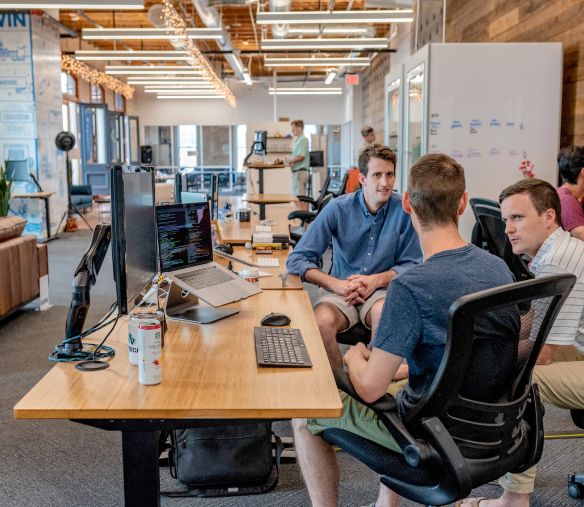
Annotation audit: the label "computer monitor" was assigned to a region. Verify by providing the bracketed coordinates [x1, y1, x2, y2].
[5, 160, 30, 181]
[180, 191, 208, 204]
[253, 130, 267, 155]
[309, 151, 324, 168]
[210, 173, 219, 220]
[111, 165, 158, 315]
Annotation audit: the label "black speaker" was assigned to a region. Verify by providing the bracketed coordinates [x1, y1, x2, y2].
[140, 145, 153, 164]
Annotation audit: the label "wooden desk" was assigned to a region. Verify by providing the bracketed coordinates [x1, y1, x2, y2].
[243, 193, 297, 220]
[245, 163, 287, 194]
[14, 290, 341, 506]
[218, 217, 289, 245]
[11, 191, 55, 241]
[214, 246, 303, 290]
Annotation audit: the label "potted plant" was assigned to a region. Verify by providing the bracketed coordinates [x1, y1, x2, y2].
[0, 165, 12, 216]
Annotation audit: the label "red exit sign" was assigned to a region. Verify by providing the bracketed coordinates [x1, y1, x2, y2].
[345, 74, 360, 86]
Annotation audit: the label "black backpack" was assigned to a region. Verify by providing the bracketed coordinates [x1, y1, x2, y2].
[161, 422, 282, 498]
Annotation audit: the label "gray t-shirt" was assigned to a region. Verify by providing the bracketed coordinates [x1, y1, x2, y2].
[372, 244, 518, 417]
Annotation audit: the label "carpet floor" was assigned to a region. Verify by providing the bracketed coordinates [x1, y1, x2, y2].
[0, 230, 582, 506]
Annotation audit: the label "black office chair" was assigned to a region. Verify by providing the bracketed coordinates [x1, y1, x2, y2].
[296, 175, 332, 211]
[321, 273, 576, 506]
[469, 198, 500, 250]
[569, 409, 584, 498]
[288, 193, 334, 247]
[474, 204, 533, 282]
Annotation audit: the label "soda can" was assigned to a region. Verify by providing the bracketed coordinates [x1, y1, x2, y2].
[137, 320, 162, 385]
[128, 311, 165, 366]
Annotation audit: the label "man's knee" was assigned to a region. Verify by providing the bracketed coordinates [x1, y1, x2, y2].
[367, 298, 385, 327]
[315, 303, 347, 336]
[292, 418, 309, 435]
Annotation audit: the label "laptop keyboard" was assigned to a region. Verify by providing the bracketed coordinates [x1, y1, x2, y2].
[176, 266, 235, 290]
[254, 327, 312, 368]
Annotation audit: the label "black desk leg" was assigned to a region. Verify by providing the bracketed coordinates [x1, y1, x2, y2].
[44, 197, 51, 240]
[259, 204, 266, 220]
[258, 169, 264, 194]
[121, 430, 161, 507]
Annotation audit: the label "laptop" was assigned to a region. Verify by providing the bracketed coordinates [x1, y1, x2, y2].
[156, 202, 261, 307]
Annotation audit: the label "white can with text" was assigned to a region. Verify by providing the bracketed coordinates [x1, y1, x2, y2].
[137, 320, 162, 385]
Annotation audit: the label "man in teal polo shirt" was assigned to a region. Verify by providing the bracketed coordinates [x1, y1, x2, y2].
[289, 119, 310, 210]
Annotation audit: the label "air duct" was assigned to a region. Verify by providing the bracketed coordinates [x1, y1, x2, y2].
[269, 0, 291, 39]
[190, 0, 246, 80]
[148, 2, 245, 80]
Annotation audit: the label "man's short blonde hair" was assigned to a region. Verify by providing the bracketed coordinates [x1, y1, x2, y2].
[290, 120, 304, 130]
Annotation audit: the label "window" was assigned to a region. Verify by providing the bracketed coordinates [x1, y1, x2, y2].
[114, 93, 125, 112]
[91, 84, 104, 103]
[235, 125, 247, 172]
[178, 125, 198, 167]
[61, 72, 76, 98]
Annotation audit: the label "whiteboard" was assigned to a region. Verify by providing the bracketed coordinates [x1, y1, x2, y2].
[424, 43, 563, 239]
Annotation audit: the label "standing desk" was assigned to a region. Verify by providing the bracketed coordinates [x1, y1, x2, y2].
[14, 290, 341, 507]
[243, 193, 297, 220]
[245, 163, 287, 194]
[218, 217, 290, 245]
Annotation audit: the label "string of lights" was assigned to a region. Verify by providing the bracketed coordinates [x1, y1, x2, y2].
[161, 0, 236, 107]
[62, 55, 135, 100]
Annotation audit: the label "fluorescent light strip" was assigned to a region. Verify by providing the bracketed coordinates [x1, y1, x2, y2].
[143, 89, 216, 93]
[257, 9, 413, 25]
[287, 26, 369, 35]
[106, 65, 201, 71]
[108, 70, 203, 76]
[325, 71, 337, 85]
[269, 87, 342, 92]
[242, 71, 252, 86]
[0, 0, 143, 8]
[157, 95, 226, 99]
[269, 90, 342, 95]
[82, 28, 223, 40]
[75, 50, 190, 61]
[262, 38, 388, 50]
[144, 85, 216, 90]
[128, 78, 211, 84]
[265, 57, 370, 67]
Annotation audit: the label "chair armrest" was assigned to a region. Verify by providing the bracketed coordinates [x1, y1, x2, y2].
[288, 211, 317, 223]
[297, 195, 316, 205]
[332, 369, 436, 467]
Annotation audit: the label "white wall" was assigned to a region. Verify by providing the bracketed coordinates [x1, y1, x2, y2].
[133, 86, 344, 128]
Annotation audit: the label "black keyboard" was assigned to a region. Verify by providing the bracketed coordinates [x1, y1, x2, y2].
[176, 266, 234, 290]
[254, 327, 312, 368]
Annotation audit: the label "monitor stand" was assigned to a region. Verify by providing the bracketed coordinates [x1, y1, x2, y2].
[164, 282, 238, 324]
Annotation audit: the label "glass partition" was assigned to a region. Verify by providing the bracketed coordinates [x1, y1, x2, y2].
[406, 63, 424, 169]
[201, 126, 230, 167]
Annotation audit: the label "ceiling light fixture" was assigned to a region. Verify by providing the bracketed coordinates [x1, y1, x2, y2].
[156, 95, 226, 99]
[287, 26, 369, 35]
[265, 57, 370, 67]
[143, 88, 216, 93]
[144, 84, 216, 89]
[0, 0, 143, 8]
[262, 38, 388, 50]
[268, 87, 342, 95]
[242, 70, 252, 86]
[74, 50, 190, 61]
[257, 9, 413, 25]
[325, 70, 337, 85]
[107, 70, 203, 76]
[82, 28, 223, 40]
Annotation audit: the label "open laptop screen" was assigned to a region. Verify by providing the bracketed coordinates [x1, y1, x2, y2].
[156, 202, 213, 273]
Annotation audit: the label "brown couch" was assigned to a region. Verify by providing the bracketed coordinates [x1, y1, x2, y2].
[0, 216, 49, 319]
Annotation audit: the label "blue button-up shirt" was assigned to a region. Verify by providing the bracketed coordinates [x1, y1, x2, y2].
[287, 190, 422, 281]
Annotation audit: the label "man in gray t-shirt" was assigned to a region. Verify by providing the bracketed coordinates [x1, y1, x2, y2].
[293, 154, 517, 507]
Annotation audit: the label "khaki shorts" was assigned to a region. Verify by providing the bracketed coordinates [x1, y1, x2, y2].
[307, 380, 407, 452]
[315, 289, 386, 331]
[291, 170, 309, 197]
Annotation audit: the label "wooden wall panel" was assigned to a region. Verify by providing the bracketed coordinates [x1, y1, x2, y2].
[445, 0, 584, 146]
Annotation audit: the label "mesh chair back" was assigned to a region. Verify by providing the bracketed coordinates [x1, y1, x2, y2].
[401, 274, 575, 484]
[474, 205, 533, 281]
[314, 175, 332, 209]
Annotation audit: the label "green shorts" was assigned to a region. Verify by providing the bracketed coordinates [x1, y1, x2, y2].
[307, 380, 407, 453]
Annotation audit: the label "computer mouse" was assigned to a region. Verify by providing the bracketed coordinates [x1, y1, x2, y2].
[215, 243, 234, 255]
[260, 312, 291, 327]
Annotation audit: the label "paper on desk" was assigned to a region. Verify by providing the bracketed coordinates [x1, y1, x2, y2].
[258, 271, 272, 278]
[255, 225, 272, 233]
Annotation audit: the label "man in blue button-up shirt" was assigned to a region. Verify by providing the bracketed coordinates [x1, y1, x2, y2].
[287, 144, 422, 368]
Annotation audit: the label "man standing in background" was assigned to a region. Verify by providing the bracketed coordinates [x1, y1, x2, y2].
[361, 126, 376, 152]
[288, 120, 310, 210]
